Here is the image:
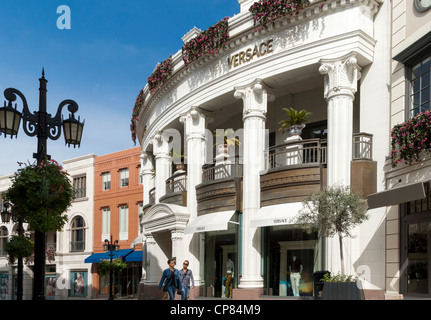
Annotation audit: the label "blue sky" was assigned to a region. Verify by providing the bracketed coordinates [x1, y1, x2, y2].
[0, 0, 240, 175]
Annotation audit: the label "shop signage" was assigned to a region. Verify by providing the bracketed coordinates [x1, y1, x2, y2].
[228, 39, 274, 69]
[273, 218, 287, 224]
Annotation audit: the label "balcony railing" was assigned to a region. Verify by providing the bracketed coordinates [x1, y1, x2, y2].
[266, 138, 327, 170]
[166, 172, 187, 194]
[70, 241, 85, 252]
[202, 159, 243, 183]
[353, 133, 373, 160]
[149, 187, 156, 205]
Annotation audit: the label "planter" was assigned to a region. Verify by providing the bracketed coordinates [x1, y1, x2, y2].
[321, 280, 364, 300]
[286, 124, 305, 137]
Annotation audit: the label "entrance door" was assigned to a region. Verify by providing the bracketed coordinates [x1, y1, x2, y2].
[401, 216, 431, 296]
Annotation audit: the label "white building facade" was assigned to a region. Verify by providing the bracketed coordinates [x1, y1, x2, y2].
[135, 0, 392, 299]
[0, 154, 96, 300]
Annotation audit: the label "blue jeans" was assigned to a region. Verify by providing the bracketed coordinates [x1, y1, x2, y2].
[166, 285, 177, 300]
[181, 286, 190, 300]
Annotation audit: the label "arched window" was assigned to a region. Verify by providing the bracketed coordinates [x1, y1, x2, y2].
[0, 227, 8, 257]
[70, 216, 85, 252]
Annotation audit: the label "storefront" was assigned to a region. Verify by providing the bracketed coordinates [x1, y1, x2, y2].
[85, 249, 143, 298]
[400, 182, 431, 297]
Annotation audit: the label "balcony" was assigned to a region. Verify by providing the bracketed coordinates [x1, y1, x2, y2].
[197, 160, 243, 215]
[148, 133, 375, 213]
[261, 138, 326, 207]
[160, 171, 187, 206]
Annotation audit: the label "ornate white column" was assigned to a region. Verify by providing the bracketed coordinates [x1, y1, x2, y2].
[179, 106, 209, 288]
[171, 229, 185, 262]
[319, 52, 361, 187]
[319, 52, 361, 275]
[234, 79, 274, 291]
[179, 106, 208, 220]
[152, 131, 171, 203]
[141, 152, 155, 206]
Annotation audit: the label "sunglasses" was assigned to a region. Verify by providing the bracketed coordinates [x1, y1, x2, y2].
[183, 263, 189, 266]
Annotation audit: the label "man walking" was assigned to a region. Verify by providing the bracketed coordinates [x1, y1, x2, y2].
[179, 260, 195, 300]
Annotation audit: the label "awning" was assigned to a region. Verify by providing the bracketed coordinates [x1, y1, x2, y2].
[367, 181, 427, 210]
[250, 203, 303, 228]
[184, 211, 236, 235]
[84, 249, 134, 263]
[84, 252, 109, 263]
[124, 250, 142, 262]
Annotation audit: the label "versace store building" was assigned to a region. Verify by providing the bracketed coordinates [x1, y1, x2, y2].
[133, 0, 394, 299]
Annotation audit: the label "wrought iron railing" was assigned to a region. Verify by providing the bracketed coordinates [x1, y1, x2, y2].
[353, 133, 373, 160]
[166, 172, 187, 194]
[266, 138, 327, 170]
[202, 159, 243, 183]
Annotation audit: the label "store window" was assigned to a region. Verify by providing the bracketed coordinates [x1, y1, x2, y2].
[202, 212, 239, 298]
[400, 182, 431, 296]
[262, 224, 322, 297]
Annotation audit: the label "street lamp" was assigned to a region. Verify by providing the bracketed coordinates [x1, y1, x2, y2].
[0, 69, 84, 300]
[1, 202, 24, 301]
[104, 235, 119, 300]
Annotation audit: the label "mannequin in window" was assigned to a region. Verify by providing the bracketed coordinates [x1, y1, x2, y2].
[289, 255, 303, 297]
[224, 259, 234, 298]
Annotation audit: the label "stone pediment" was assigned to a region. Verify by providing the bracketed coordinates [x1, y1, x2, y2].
[141, 203, 189, 234]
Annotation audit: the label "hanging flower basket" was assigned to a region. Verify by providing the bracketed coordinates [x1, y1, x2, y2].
[147, 55, 173, 94]
[4, 235, 34, 264]
[391, 110, 431, 167]
[131, 88, 145, 145]
[249, 0, 326, 31]
[98, 259, 127, 276]
[182, 17, 230, 68]
[4, 159, 74, 233]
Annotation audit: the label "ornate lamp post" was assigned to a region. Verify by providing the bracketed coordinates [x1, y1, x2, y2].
[103, 235, 119, 300]
[0, 69, 84, 300]
[1, 202, 24, 300]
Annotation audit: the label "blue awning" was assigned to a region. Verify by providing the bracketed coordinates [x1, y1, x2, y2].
[84, 252, 109, 263]
[84, 249, 134, 263]
[124, 250, 142, 262]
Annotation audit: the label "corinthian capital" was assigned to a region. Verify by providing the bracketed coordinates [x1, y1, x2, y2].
[319, 52, 362, 100]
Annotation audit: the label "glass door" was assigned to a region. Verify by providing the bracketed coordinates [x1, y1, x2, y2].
[406, 222, 429, 294]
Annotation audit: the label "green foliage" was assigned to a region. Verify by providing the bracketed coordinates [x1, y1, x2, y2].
[321, 272, 358, 282]
[390, 110, 431, 167]
[4, 159, 74, 232]
[249, 0, 316, 30]
[4, 235, 34, 264]
[292, 185, 368, 238]
[279, 107, 312, 133]
[182, 17, 230, 69]
[98, 259, 127, 276]
[292, 185, 368, 275]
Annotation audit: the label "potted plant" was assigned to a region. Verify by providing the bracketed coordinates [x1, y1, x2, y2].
[320, 273, 364, 300]
[279, 107, 312, 137]
[291, 185, 368, 299]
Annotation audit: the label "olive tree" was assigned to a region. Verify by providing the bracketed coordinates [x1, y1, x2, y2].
[291, 185, 368, 275]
